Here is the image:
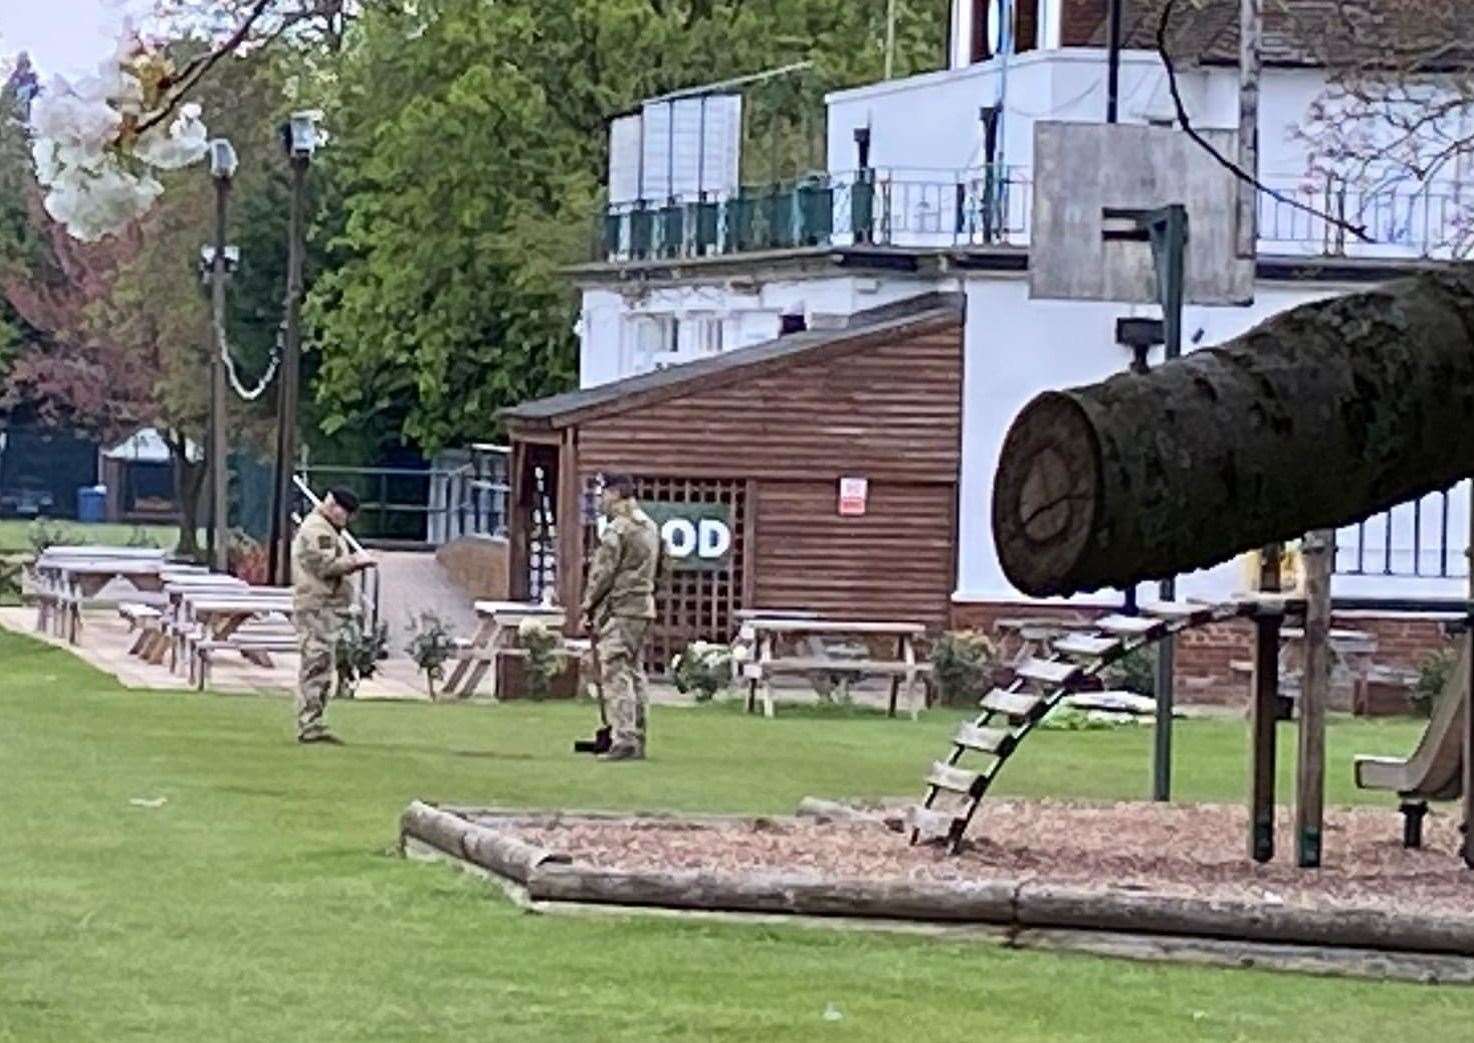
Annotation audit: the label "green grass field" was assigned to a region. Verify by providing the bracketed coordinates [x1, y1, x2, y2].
[0, 519, 197, 554]
[2, 628, 1470, 1041]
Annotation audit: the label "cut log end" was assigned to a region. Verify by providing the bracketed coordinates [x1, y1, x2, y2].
[992, 391, 1101, 597]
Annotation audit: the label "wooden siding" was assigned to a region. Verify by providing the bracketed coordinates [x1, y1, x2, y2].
[576, 322, 962, 484]
[751, 480, 957, 629]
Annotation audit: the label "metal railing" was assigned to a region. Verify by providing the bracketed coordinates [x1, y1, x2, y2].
[1335, 484, 1470, 580]
[299, 450, 510, 547]
[596, 166, 1032, 261]
[1258, 176, 1474, 260]
[596, 168, 1474, 263]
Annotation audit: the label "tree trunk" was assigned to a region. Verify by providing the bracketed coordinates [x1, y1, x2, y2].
[992, 268, 1474, 597]
[168, 429, 206, 560]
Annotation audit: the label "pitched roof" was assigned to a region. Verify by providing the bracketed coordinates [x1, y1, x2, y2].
[1084, 0, 1474, 69]
[500, 292, 964, 430]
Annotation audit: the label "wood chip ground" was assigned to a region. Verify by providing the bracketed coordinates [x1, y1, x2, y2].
[503, 801, 1474, 917]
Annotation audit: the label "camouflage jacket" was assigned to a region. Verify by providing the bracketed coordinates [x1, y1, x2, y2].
[582, 501, 665, 621]
[293, 508, 355, 611]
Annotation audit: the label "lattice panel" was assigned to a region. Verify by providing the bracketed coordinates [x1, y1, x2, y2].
[584, 476, 747, 676]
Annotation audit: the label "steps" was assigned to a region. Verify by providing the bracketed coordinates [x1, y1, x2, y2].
[909, 599, 1266, 854]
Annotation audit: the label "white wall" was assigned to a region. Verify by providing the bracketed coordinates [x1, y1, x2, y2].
[576, 276, 949, 388]
[955, 274, 1472, 606]
[825, 51, 1466, 259]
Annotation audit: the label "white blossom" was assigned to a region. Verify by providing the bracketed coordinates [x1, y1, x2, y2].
[26, 26, 210, 241]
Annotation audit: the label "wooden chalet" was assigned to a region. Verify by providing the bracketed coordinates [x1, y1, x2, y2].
[500, 292, 965, 671]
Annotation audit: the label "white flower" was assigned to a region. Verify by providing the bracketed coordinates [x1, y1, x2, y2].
[517, 617, 549, 640]
[27, 29, 212, 241]
[134, 103, 209, 170]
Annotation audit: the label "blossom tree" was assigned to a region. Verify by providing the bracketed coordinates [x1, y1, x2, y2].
[1290, 0, 1474, 255]
[27, 0, 278, 241]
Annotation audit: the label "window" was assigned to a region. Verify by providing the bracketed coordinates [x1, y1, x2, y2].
[696, 317, 724, 354]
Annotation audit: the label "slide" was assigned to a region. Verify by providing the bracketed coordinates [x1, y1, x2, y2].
[1354, 643, 1468, 801]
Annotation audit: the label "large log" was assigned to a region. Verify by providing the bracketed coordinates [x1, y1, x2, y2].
[992, 268, 1474, 596]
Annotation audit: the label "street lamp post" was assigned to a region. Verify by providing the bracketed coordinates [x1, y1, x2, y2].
[207, 139, 237, 573]
[269, 112, 323, 586]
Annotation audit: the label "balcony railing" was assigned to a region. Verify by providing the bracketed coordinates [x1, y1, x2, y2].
[596, 166, 1032, 262]
[595, 167, 1474, 265]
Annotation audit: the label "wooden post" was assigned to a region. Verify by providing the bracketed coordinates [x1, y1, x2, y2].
[1236, 0, 1262, 259]
[1296, 529, 1333, 868]
[1248, 546, 1281, 863]
[1463, 488, 1474, 868]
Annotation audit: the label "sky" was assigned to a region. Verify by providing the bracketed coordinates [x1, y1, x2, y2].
[0, 0, 152, 79]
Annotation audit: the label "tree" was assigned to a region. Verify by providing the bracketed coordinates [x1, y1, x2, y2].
[1287, 1, 1474, 253]
[992, 268, 1474, 597]
[308, 0, 947, 453]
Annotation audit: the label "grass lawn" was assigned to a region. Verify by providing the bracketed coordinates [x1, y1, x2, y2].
[0, 519, 201, 554]
[2, 628, 1470, 1041]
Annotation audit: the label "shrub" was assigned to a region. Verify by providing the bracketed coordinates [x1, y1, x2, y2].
[518, 617, 563, 700]
[671, 641, 734, 702]
[336, 618, 390, 700]
[929, 630, 997, 706]
[227, 530, 269, 585]
[406, 612, 457, 700]
[27, 517, 79, 554]
[1413, 647, 1456, 718]
[125, 526, 159, 549]
[1106, 646, 1158, 696]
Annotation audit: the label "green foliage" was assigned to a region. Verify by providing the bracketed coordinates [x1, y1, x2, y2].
[1412, 647, 1456, 718]
[1107, 647, 1158, 696]
[336, 617, 390, 699]
[308, 0, 946, 453]
[0, 553, 24, 604]
[406, 611, 458, 698]
[26, 517, 79, 554]
[125, 526, 160, 549]
[672, 641, 733, 702]
[929, 630, 997, 706]
[1040, 704, 1134, 732]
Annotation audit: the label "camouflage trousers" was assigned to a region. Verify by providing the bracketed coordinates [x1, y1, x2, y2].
[296, 607, 343, 739]
[598, 616, 650, 750]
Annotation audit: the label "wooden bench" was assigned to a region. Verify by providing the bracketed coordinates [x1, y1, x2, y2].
[118, 603, 165, 655]
[740, 618, 931, 719]
[191, 631, 301, 690]
[742, 657, 934, 714]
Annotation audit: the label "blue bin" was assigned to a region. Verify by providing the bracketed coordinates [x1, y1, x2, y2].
[77, 485, 107, 523]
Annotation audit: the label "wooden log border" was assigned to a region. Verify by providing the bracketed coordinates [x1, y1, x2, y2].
[399, 800, 1474, 978]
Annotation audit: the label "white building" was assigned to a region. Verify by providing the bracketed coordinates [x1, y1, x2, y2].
[566, 0, 1471, 628]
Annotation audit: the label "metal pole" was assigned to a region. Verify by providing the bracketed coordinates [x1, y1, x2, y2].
[271, 156, 309, 586]
[209, 173, 231, 573]
[1297, 528, 1333, 867]
[1152, 204, 1187, 803]
[1106, 0, 1123, 123]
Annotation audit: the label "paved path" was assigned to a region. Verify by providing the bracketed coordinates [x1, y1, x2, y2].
[368, 550, 479, 647]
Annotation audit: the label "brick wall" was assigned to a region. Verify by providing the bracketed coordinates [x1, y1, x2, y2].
[950, 600, 1457, 714]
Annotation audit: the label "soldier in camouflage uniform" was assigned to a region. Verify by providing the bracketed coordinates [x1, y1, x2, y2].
[582, 474, 665, 761]
[292, 487, 374, 744]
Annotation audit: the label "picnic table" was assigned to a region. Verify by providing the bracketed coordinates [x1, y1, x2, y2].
[130, 576, 251, 666]
[1230, 626, 1380, 713]
[179, 590, 297, 689]
[444, 601, 569, 700]
[34, 554, 174, 643]
[737, 617, 931, 720]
